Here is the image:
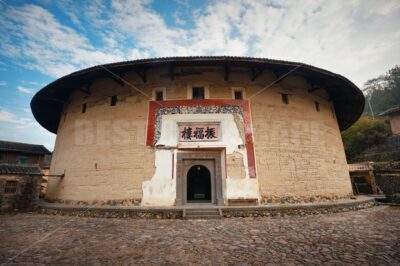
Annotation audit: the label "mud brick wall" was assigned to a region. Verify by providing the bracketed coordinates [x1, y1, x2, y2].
[46, 66, 353, 204]
[0, 175, 40, 210]
[249, 74, 352, 201]
[374, 161, 400, 195]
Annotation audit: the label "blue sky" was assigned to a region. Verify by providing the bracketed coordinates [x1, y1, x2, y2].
[0, 0, 399, 150]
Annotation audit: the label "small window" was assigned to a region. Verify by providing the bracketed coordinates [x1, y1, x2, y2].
[0, 153, 4, 161]
[192, 87, 205, 99]
[4, 181, 18, 194]
[18, 156, 28, 164]
[82, 103, 87, 113]
[282, 93, 289, 104]
[234, 90, 243, 100]
[110, 96, 117, 106]
[156, 91, 164, 101]
[315, 101, 320, 112]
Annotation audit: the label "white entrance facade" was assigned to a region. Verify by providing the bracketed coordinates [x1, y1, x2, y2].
[141, 113, 260, 206]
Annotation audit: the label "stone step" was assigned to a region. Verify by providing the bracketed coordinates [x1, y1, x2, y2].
[185, 215, 221, 220]
[184, 208, 222, 220]
[186, 210, 219, 214]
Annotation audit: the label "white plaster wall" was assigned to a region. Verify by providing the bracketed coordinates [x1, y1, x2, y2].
[156, 113, 243, 154]
[225, 178, 260, 199]
[141, 150, 176, 206]
[224, 148, 260, 201]
[150, 113, 260, 205]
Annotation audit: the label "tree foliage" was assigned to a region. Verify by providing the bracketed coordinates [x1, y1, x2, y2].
[342, 115, 390, 161]
[341, 65, 399, 161]
[363, 65, 400, 115]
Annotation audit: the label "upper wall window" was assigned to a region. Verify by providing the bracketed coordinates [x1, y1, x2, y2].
[315, 101, 320, 112]
[232, 88, 245, 100]
[110, 96, 117, 106]
[154, 88, 166, 101]
[281, 93, 289, 104]
[156, 91, 164, 101]
[4, 181, 18, 194]
[0, 153, 4, 161]
[234, 91, 243, 100]
[192, 87, 205, 99]
[18, 156, 28, 164]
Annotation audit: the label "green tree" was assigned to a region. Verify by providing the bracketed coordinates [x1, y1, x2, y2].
[363, 65, 400, 115]
[341, 115, 390, 161]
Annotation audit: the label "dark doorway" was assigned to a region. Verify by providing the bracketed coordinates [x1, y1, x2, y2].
[187, 165, 211, 202]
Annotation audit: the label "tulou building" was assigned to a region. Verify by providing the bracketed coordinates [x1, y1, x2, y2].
[31, 57, 364, 206]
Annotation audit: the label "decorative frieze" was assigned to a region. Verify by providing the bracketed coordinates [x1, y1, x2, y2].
[154, 105, 243, 145]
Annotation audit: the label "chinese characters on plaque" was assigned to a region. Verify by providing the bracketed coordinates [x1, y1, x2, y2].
[179, 124, 220, 141]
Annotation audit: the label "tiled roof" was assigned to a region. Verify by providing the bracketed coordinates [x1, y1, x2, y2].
[379, 106, 400, 116]
[0, 163, 43, 175]
[31, 56, 364, 133]
[0, 140, 51, 155]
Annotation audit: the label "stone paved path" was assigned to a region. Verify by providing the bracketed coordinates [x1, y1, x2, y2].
[0, 206, 399, 265]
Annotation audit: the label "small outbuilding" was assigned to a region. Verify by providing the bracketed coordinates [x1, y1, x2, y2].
[0, 164, 42, 210]
[379, 106, 400, 135]
[0, 140, 51, 210]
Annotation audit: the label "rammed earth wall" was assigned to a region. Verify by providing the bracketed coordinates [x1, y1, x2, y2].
[46, 66, 352, 205]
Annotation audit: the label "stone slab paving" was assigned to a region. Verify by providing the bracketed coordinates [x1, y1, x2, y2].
[0, 206, 399, 266]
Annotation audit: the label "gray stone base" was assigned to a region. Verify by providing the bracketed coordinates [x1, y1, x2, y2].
[36, 197, 376, 219]
[222, 198, 376, 218]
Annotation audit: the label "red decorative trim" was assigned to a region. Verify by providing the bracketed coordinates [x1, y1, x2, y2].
[224, 148, 227, 179]
[178, 147, 226, 151]
[172, 153, 175, 179]
[147, 100, 257, 178]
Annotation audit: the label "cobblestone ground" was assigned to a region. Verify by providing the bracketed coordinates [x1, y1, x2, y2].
[0, 206, 399, 266]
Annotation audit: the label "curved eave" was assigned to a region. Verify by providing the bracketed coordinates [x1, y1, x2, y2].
[31, 56, 365, 134]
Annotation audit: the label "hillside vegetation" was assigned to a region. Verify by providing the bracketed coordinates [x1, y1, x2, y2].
[342, 65, 399, 162]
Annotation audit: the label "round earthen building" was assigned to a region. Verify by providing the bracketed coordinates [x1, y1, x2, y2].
[31, 57, 364, 206]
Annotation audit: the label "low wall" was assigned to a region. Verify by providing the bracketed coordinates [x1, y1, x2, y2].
[222, 199, 375, 218]
[0, 175, 40, 211]
[374, 161, 400, 196]
[38, 207, 183, 219]
[37, 197, 376, 219]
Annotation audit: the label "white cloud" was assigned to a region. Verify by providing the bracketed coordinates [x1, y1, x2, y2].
[0, 0, 399, 87]
[0, 4, 125, 77]
[16, 86, 34, 94]
[0, 109, 15, 122]
[0, 81, 6, 86]
[0, 109, 33, 125]
[173, 11, 186, 26]
[0, 0, 399, 151]
[101, 0, 400, 86]
[0, 108, 55, 150]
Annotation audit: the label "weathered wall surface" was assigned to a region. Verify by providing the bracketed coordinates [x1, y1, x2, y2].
[47, 74, 156, 203]
[373, 161, 400, 196]
[0, 175, 40, 210]
[248, 74, 352, 202]
[389, 113, 400, 135]
[47, 66, 352, 204]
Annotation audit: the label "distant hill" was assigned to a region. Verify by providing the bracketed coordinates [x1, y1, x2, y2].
[363, 65, 400, 116]
[342, 65, 399, 162]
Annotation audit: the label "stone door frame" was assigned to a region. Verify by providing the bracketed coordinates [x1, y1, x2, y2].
[184, 159, 215, 204]
[175, 149, 224, 206]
